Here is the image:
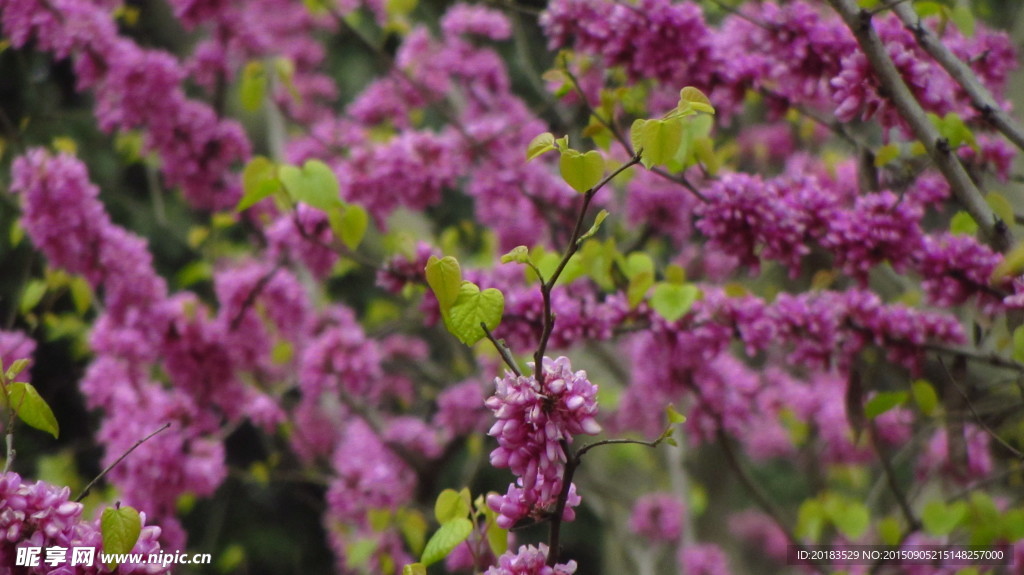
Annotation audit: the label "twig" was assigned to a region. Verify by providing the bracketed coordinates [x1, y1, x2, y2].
[482, 323, 523, 377]
[229, 262, 284, 331]
[887, 0, 1024, 154]
[922, 342, 1024, 373]
[75, 422, 172, 502]
[938, 358, 1024, 459]
[533, 153, 643, 384]
[561, 58, 707, 202]
[825, 0, 1012, 253]
[547, 433, 670, 566]
[869, 423, 921, 530]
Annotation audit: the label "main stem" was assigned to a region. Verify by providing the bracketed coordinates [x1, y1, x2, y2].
[534, 152, 642, 566]
[533, 153, 642, 385]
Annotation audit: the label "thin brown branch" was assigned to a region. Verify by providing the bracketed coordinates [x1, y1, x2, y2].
[533, 153, 643, 384]
[482, 323, 523, 377]
[76, 422, 172, 502]
[869, 423, 920, 530]
[561, 58, 707, 202]
[938, 357, 1024, 460]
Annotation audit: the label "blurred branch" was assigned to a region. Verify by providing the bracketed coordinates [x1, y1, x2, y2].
[826, 0, 1013, 253]
[887, 0, 1024, 154]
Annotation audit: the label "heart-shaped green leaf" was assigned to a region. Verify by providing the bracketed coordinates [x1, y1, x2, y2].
[421, 517, 473, 567]
[402, 564, 427, 575]
[237, 156, 281, 211]
[911, 379, 939, 416]
[678, 86, 715, 115]
[240, 60, 267, 112]
[500, 245, 530, 265]
[638, 118, 685, 169]
[448, 283, 504, 345]
[3, 382, 59, 438]
[328, 204, 369, 250]
[425, 256, 462, 318]
[279, 159, 342, 211]
[101, 506, 142, 568]
[824, 496, 870, 540]
[559, 149, 604, 193]
[526, 132, 556, 162]
[434, 488, 471, 524]
[864, 391, 909, 419]
[923, 500, 968, 536]
[650, 283, 700, 323]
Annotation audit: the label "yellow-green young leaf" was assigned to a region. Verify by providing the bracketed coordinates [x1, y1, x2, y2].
[425, 256, 462, 316]
[176, 260, 213, 288]
[434, 488, 472, 524]
[215, 544, 246, 573]
[4, 382, 59, 438]
[279, 160, 342, 211]
[421, 517, 473, 566]
[101, 506, 142, 568]
[911, 379, 939, 416]
[4, 358, 30, 381]
[403, 563, 427, 575]
[639, 118, 684, 169]
[986, 192, 1014, 226]
[240, 61, 267, 112]
[922, 500, 967, 537]
[878, 516, 902, 545]
[665, 264, 687, 285]
[678, 86, 715, 115]
[627, 271, 654, 308]
[447, 283, 504, 346]
[386, 0, 417, 18]
[273, 57, 301, 104]
[68, 276, 92, 315]
[666, 404, 687, 424]
[1013, 326, 1024, 363]
[559, 149, 604, 193]
[577, 209, 609, 244]
[10, 220, 24, 248]
[864, 391, 909, 419]
[796, 499, 825, 542]
[630, 119, 646, 157]
[650, 283, 700, 323]
[347, 539, 378, 567]
[992, 242, 1024, 281]
[825, 498, 870, 540]
[501, 246, 530, 265]
[874, 143, 900, 167]
[398, 509, 428, 556]
[526, 132, 556, 162]
[624, 252, 654, 279]
[914, 0, 944, 17]
[951, 2, 974, 37]
[20, 280, 46, 314]
[238, 156, 281, 211]
[271, 341, 294, 365]
[950, 211, 978, 236]
[328, 204, 369, 250]
[484, 506, 508, 556]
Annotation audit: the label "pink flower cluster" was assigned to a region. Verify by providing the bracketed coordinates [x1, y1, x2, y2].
[485, 357, 601, 529]
[628, 494, 685, 543]
[0, 473, 169, 574]
[484, 543, 577, 575]
[0, 0, 250, 210]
